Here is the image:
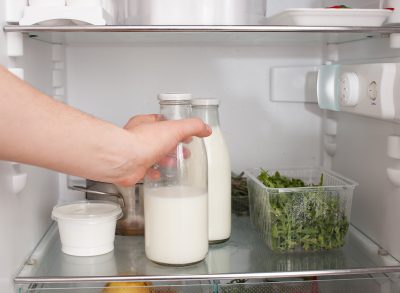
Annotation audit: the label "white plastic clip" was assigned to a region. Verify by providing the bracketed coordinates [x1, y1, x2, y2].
[52, 45, 64, 62]
[387, 135, 400, 159]
[5, 0, 26, 23]
[324, 142, 337, 157]
[8, 68, 25, 80]
[386, 135, 400, 187]
[323, 118, 338, 157]
[390, 34, 400, 49]
[9, 162, 28, 195]
[324, 119, 338, 136]
[6, 32, 24, 57]
[52, 70, 63, 88]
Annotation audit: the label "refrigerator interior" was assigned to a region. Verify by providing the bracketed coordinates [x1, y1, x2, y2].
[2, 0, 400, 292]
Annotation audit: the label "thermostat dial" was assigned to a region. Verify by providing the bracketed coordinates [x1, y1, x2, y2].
[368, 81, 378, 101]
[339, 72, 360, 107]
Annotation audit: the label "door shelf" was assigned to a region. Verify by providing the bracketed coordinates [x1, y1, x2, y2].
[4, 25, 400, 45]
[15, 216, 400, 288]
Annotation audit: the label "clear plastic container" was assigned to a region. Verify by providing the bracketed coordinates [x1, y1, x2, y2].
[245, 167, 358, 252]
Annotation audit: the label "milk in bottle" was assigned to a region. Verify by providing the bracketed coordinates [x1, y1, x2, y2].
[144, 93, 209, 265]
[192, 99, 231, 243]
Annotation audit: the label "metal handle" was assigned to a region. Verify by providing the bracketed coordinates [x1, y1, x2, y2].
[70, 185, 120, 196]
[70, 185, 125, 207]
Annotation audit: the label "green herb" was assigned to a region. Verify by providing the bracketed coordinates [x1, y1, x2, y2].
[232, 172, 250, 216]
[256, 170, 348, 252]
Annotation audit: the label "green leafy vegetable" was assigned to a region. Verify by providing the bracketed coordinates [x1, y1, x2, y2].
[256, 170, 348, 252]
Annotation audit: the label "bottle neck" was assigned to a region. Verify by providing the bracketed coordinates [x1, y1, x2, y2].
[160, 101, 191, 120]
[191, 105, 220, 127]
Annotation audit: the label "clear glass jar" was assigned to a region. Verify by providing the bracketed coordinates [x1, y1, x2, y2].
[192, 99, 231, 243]
[144, 93, 208, 266]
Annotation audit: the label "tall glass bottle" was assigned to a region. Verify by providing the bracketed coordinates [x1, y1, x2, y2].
[144, 93, 209, 265]
[192, 99, 231, 243]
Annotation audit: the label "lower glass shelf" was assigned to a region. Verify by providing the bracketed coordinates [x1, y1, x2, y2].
[18, 276, 400, 293]
[15, 216, 400, 291]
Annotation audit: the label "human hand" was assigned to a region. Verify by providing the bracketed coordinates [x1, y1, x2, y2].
[114, 114, 211, 186]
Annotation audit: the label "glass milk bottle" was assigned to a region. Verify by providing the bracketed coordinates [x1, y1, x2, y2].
[192, 99, 231, 243]
[144, 93, 209, 265]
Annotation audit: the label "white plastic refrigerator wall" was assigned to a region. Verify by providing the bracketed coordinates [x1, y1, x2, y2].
[0, 2, 59, 293]
[1, 0, 400, 292]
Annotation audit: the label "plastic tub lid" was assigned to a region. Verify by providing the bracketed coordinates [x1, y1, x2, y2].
[158, 93, 192, 101]
[52, 201, 122, 221]
[191, 98, 220, 106]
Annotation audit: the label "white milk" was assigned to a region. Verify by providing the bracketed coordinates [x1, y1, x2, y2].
[144, 186, 208, 265]
[204, 127, 231, 242]
[186, 137, 208, 188]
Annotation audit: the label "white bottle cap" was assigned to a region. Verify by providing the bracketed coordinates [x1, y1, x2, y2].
[158, 93, 192, 101]
[191, 98, 220, 106]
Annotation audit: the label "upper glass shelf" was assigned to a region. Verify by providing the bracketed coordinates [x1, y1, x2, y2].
[4, 25, 400, 45]
[15, 216, 400, 286]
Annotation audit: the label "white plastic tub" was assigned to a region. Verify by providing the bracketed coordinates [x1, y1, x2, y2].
[52, 201, 122, 256]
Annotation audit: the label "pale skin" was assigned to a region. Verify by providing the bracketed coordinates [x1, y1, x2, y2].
[0, 66, 211, 186]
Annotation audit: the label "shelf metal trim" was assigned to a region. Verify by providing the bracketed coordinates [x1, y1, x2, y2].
[14, 266, 400, 284]
[4, 25, 400, 33]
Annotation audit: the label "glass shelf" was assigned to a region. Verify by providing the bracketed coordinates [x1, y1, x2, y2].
[4, 25, 400, 45]
[19, 277, 399, 292]
[15, 216, 400, 287]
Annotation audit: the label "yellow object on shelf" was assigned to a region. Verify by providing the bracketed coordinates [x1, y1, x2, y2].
[103, 282, 151, 293]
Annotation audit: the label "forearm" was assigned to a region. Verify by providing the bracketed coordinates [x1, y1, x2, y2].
[0, 66, 134, 182]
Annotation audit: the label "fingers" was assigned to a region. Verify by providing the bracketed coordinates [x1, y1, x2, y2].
[124, 114, 161, 130]
[146, 168, 161, 181]
[117, 117, 211, 187]
[158, 147, 191, 168]
[159, 118, 212, 143]
[115, 172, 145, 187]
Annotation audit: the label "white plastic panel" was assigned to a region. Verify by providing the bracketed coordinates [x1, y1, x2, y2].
[270, 65, 318, 103]
[332, 113, 400, 261]
[334, 35, 400, 262]
[66, 44, 323, 173]
[338, 63, 397, 121]
[318, 63, 400, 121]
